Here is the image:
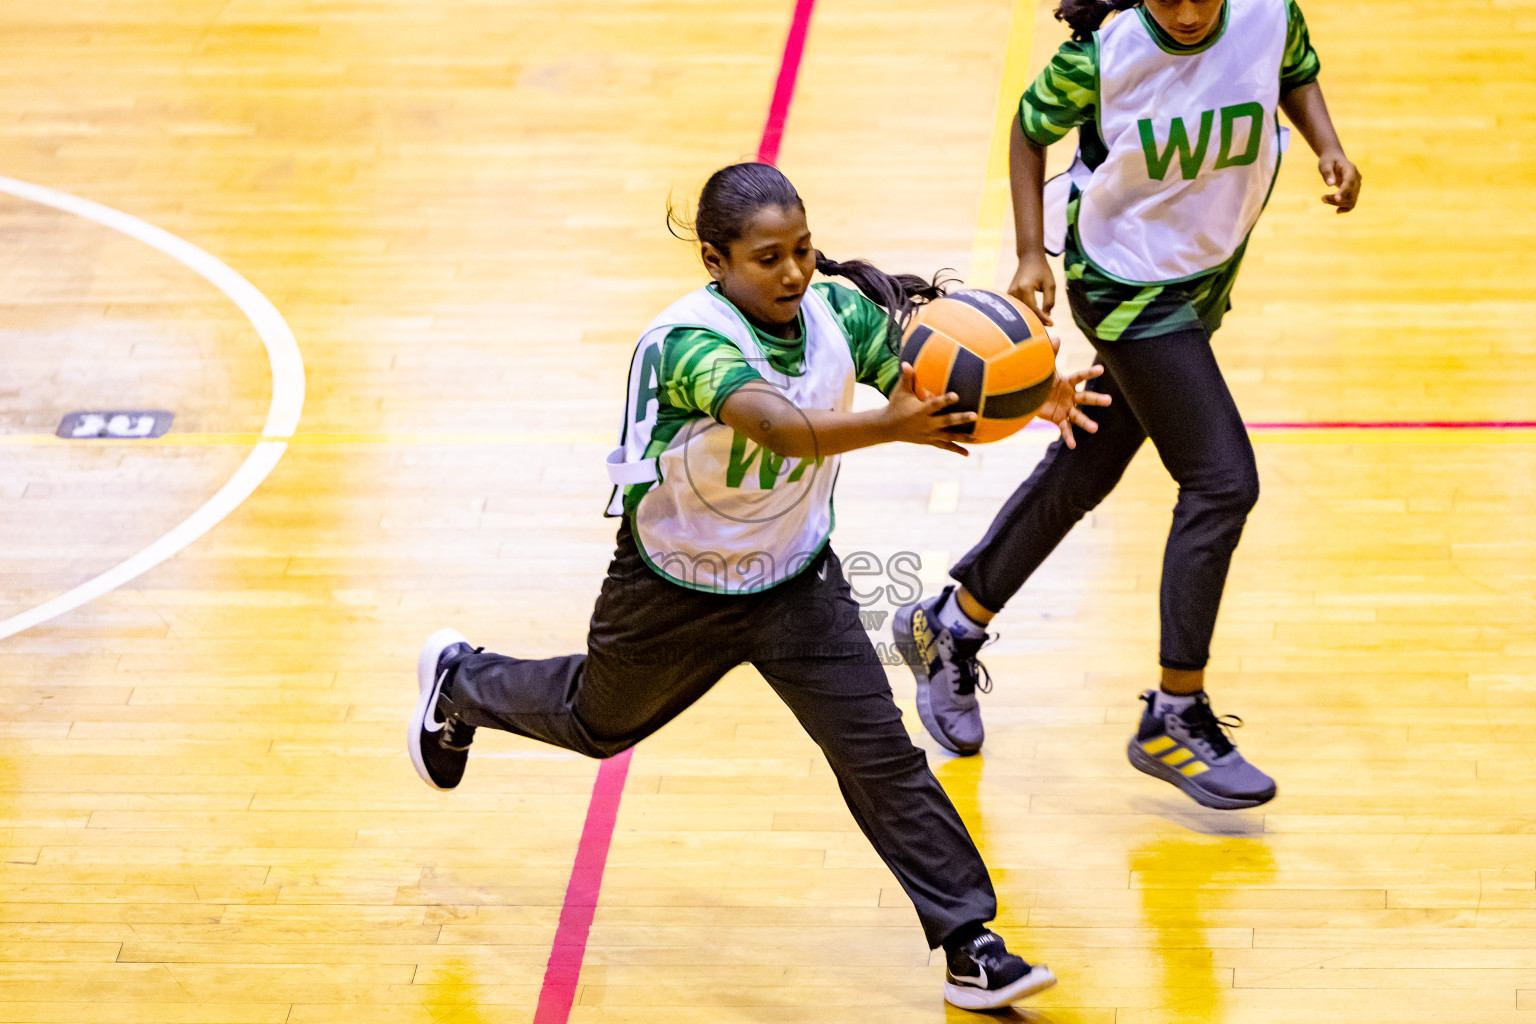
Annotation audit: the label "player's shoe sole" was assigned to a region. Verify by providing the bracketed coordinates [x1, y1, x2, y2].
[1126, 739, 1276, 810]
[408, 628, 471, 790]
[944, 963, 1057, 1010]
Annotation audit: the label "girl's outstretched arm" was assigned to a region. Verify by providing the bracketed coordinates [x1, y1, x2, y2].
[718, 363, 976, 460]
[1008, 114, 1056, 324]
[1280, 81, 1362, 213]
[720, 360, 1112, 460]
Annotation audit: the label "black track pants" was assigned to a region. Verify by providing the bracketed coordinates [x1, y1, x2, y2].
[951, 325, 1259, 671]
[449, 520, 998, 949]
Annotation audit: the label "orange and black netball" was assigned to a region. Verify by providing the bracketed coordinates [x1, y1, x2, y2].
[900, 289, 1057, 443]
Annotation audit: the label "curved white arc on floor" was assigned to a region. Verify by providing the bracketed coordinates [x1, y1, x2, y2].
[0, 177, 305, 641]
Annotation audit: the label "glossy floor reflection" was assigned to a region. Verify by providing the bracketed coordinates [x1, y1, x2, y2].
[1, 0, 1534, 1020]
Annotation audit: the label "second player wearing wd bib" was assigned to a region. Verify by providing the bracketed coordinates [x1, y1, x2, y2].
[1077, 0, 1289, 283]
[1045, 0, 1324, 340]
[896, 0, 1361, 810]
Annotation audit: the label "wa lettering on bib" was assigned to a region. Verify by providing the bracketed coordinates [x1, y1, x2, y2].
[1077, 0, 1288, 284]
[604, 287, 855, 594]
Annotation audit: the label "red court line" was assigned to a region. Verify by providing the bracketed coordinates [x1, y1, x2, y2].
[531, 747, 634, 1024]
[1007, 419, 1536, 435]
[531, 10, 820, 1017]
[1247, 420, 1536, 430]
[757, 0, 817, 165]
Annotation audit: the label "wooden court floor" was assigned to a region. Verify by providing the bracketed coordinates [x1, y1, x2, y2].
[1, 0, 1534, 1021]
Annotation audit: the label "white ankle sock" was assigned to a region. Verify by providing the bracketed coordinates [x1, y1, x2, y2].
[936, 590, 987, 639]
[1153, 690, 1199, 715]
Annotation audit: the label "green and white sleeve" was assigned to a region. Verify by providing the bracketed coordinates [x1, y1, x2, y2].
[1281, 0, 1321, 91]
[813, 281, 901, 396]
[1018, 39, 1099, 148]
[658, 327, 764, 419]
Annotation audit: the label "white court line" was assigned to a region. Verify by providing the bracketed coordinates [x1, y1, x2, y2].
[0, 177, 306, 641]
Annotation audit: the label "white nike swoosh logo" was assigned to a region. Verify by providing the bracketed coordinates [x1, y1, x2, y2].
[422, 669, 449, 733]
[951, 966, 988, 988]
[817, 564, 827, 580]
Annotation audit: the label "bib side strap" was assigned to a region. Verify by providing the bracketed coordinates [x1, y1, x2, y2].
[605, 447, 659, 485]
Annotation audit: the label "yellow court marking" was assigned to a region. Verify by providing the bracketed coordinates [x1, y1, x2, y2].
[966, 0, 1037, 291]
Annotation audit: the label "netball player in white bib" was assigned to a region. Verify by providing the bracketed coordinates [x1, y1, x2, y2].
[405, 163, 1104, 1009]
[896, 0, 1360, 808]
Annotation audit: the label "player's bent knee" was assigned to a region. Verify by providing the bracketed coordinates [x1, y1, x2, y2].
[1197, 461, 1260, 517]
[1229, 467, 1260, 515]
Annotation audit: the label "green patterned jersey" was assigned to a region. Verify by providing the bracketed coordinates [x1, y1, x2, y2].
[1020, 0, 1321, 341]
[620, 280, 899, 514]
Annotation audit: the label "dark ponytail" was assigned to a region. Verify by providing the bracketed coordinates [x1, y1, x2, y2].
[668, 161, 954, 351]
[1055, 0, 1139, 41]
[814, 253, 955, 349]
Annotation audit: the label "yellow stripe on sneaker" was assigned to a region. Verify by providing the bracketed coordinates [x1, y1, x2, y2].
[1180, 761, 1210, 777]
[1142, 736, 1178, 755]
[1160, 748, 1195, 766]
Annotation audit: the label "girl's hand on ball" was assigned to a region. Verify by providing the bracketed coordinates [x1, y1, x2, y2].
[1009, 253, 1056, 326]
[884, 363, 974, 456]
[1036, 365, 1110, 450]
[1319, 150, 1361, 213]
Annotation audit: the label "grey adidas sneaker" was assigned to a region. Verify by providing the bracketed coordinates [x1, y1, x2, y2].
[1126, 690, 1276, 809]
[893, 586, 991, 756]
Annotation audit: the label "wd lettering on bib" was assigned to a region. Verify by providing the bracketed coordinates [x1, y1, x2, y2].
[1072, 0, 1288, 282]
[1138, 103, 1266, 181]
[1213, 102, 1265, 169]
[1138, 110, 1214, 181]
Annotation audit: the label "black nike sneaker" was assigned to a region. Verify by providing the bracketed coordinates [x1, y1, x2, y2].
[943, 930, 1056, 1010]
[408, 628, 478, 790]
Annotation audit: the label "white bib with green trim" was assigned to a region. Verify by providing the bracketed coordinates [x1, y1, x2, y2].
[1078, 0, 1287, 284]
[604, 286, 855, 594]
